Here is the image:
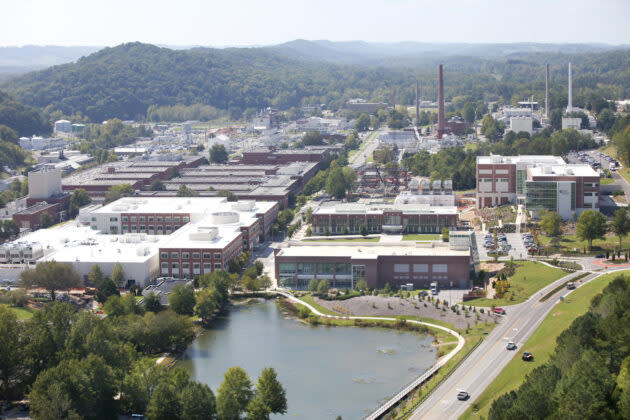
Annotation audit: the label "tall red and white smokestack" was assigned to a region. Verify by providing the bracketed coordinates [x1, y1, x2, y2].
[437, 64, 445, 139]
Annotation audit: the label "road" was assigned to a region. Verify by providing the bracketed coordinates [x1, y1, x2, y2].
[350, 129, 381, 169]
[410, 268, 603, 420]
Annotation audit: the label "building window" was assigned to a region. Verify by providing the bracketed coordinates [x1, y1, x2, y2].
[171, 252, 179, 259]
[183, 217, 189, 222]
[279, 263, 295, 274]
[182, 262, 189, 269]
[148, 225, 154, 231]
[182, 252, 189, 259]
[157, 217, 163, 222]
[166, 226, 172, 233]
[203, 253, 211, 259]
[161, 252, 168, 259]
[148, 217, 154, 222]
[130, 216, 136, 222]
[193, 263, 200, 269]
[110, 217, 118, 222]
[214, 253, 221, 259]
[433, 264, 447, 273]
[317, 263, 334, 275]
[172, 263, 179, 269]
[161, 262, 168, 269]
[174, 217, 180, 223]
[192, 253, 200, 259]
[139, 216, 145, 222]
[203, 263, 211, 271]
[139, 226, 146, 232]
[122, 225, 129, 231]
[335, 263, 351, 275]
[413, 264, 428, 272]
[165, 217, 171, 222]
[214, 263, 222, 270]
[394, 264, 409, 273]
[297, 263, 314, 274]
[122, 216, 128, 222]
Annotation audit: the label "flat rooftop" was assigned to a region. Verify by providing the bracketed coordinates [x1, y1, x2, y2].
[528, 164, 599, 178]
[477, 155, 566, 165]
[314, 203, 458, 215]
[277, 243, 470, 259]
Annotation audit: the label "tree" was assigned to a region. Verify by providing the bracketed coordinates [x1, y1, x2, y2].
[150, 180, 165, 191]
[342, 166, 357, 193]
[308, 278, 319, 292]
[463, 103, 476, 124]
[20, 261, 82, 301]
[217, 367, 254, 420]
[441, 227, 450, 242]
[180, 381, 217, 420]
[317, 279, 329, 295]
[256, 367, 287, 415]
[68, 189, 91, 217]
[104, 183, 134, 204]
[360, 224, 368, 236]
[95, 278, 119, 303]
[246, 396, 270, 420]
[299, 131, 324, 147]
[356, 278, 368, 291]
[216, 190, 238, 201]
[143, 292, 162, 313]
[146, 382, 182, 420]
[168, 284, 196, 316]
[195, 288, 218, 325]
[610, 208, 630, 249]
[539, 210, 562, 238]
[576, 210, 607, 250]
[355, 113, 370, 131]
[210, 144, 228, 163]
[111, 262, 125, 287]
[176, 184, 199, 197]
[0, 305, 21, 401]
[88, 264, 104, 285]
[40, 212, 54, 228]
[326, 166, 346, 199]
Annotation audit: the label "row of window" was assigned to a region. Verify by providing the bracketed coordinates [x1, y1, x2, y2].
[393, 263, 447, 273]
[122, 225, 181, 233]
[161, 252, 221, 260]
[161, 262, 222, 270]
[122, 215, 189, 223]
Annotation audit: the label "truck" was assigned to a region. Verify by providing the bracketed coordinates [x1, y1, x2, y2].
[430, 282, 438, 295]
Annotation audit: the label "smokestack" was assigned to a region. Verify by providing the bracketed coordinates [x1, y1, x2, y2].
[437, 64, 445, 139]
[545, 64, 549, 119]
[393, 88, 396, 109]
[566, 62, 573, 113]
[415, 80, 420, 125]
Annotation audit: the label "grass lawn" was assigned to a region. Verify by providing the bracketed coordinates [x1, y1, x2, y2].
[305, 237, 380, 242]
[539, 233, 630, 253]
[402, 234, 441, 241]
[619, 168, 630, 186]
[464, 261, 565, 307]
[600, 143, 618, 159]
[461, 270, 628, 420]
[600, 177, 615, 185]
[464, 143, 479, 152]
[1, 304, 35, 320]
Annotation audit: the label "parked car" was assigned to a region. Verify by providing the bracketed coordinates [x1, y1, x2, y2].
[457, 391, 470, 401]
[595, 254, 606, 258]
[493, 307, 506, 315]
[522, 352, 534, 361]
[506, 341, 517, 350]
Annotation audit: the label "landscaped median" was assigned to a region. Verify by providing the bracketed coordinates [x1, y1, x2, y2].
[464, 261, 566, 307]
[460, 269, 630, 420]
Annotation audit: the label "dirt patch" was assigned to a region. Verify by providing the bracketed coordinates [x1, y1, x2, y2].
[313, 295, 497, 330]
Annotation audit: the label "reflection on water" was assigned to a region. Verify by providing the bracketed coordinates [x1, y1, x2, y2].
[179, 298, 436, 419]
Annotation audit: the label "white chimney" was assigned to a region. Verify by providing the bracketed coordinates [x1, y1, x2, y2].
[566, 63, 573, 113]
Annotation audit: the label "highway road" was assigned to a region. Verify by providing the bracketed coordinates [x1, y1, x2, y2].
[350, 129, 381, 168]
[410, 269, 603, 420]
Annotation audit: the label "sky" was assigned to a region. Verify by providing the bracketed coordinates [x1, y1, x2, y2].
[2, 0, 630, 47]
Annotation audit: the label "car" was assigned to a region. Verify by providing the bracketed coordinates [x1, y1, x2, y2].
[567, 282, 576, 290]
[493, 307, 506, 315]
[595, 254, 606, 259]
[522, 352, 534, 361]
[457, 391, 470, 401]
[506, 341, 517, 350]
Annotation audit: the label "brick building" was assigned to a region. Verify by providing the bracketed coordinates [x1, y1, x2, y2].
[13, 202, 61, 230]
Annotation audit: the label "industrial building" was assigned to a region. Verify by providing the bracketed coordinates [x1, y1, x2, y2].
[476, 155, 600, 219]
[54, 120, 72, 134]
[395, 179, 456, 206]
[310, 203, 458, 235]
[240, 145, 342, 166]
[275, 240, 472, 290]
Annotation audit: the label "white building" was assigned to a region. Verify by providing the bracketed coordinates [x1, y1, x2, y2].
[28, 169, 62, 199]
[508, 117, 533, 135]
[54, 120, 72, 134]
[562, 117, 582, 130]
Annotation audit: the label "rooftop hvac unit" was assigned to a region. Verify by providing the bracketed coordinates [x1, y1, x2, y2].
[189, 226, 219, 241]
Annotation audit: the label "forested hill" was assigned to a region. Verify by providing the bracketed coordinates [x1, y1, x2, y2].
[0, 90, 49, 137]
[3, 42, 630, 123]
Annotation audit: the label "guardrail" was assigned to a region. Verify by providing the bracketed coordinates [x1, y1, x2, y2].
[365, 337, 483, 420]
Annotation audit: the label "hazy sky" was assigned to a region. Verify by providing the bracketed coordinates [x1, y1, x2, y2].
[3, 0, 630, 47]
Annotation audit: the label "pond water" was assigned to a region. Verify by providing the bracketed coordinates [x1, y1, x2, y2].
[179, 298, 437, 419]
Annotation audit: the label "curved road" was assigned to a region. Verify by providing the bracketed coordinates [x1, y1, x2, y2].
[409, 268, 608, 420]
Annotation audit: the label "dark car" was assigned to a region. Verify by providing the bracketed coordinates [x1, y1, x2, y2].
[595, 254, 606, 258]
[457, 391, 470, 401]
[522, 352, 534, 361]
[493, 307, 506, 315]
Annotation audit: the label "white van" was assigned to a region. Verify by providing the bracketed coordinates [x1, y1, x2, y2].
[430, 282, 438, 295]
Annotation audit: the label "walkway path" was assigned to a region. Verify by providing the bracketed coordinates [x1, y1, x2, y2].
[276, 291, 465, 420]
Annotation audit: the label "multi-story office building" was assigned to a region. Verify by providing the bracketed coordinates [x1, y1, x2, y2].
[476, 155, 600, 219]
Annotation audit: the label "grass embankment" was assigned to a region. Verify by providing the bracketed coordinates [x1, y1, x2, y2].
[539, 233, 630, 254]
[402, 234, 441, 241]
[619, 168, 630, 186]
[1, 304, 35, 320]
[600, 142, 618, 158]
[461, 270, 628, 420]
[304, 237, 380, 242]
[464, 261, 565, 307]
[600, 177, 615, 185]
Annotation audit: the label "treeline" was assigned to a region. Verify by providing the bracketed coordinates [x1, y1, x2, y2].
[74, 118, 153, 164]
[146, 103, 226, 122]
[4, 42, 630, 122]
[489, 274, 630, 419]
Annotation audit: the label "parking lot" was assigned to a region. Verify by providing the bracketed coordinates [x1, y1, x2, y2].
[475, 231, 530, 261]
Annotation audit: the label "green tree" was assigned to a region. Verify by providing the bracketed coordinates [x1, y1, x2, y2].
[256, 367, 287, 415]
[463, 102, 476, 124]
[356, 278, 368, 291]
[143, 292, 162, 313]
[180, 381, 217, 420]
[326, 165, 346, 198]
[441, 227, 450, 242]
[68, 189, 91, 217]
[217, 367, 254, 420]
[176, 184, 199, 197]
[111, 262, 125, 287]
[95, 277, 119, 303]
[317, 279, 329, 295]
[20, 261, 82, 301]
[146, 382, 182, 420]
[0, 305, 21, 401]
[88, 264, 104, 285]
[355, 113, 370, 131]
[342, 166, 357, 193]
[209, 144, 228, 163]
[539, 210, 563, 239]
[40, 212, 54, 228]
[360, 224, 368, 236]
[576, 210, 607, 250]
[299, 131, 324, 147]
[246, 396, 270, 420]
[150, 180, 165, 191]
[195, 288, 218, 325]
[308, 278, 319, 292]
[611, 208, 630, 249]
[168, 284, 196, 316]
[104, 183, 134, 204]
[216, 190, 238, 201]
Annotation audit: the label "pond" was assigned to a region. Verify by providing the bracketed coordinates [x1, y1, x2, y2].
[179, 298, 437, 419]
